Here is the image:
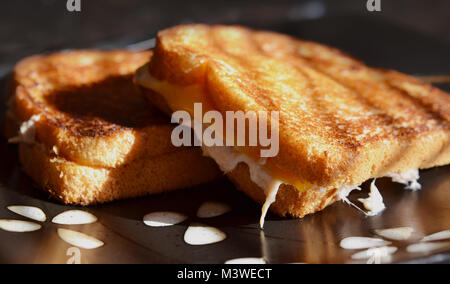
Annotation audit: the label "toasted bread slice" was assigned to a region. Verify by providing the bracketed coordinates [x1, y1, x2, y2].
[10, 50, 178, 168]
[19, 143, 219, 205]
[136, 25, 450, 218]
[5, 49, 221, 204]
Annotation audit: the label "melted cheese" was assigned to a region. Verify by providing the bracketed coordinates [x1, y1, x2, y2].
[135, 64, 311, 228]
[338, 180, 385, 217]
[8, 115, 41, 144]
[358, 179, 386, 216]
[135, 64, 390, 224]
[202, 145, 282, 228]
[135, 64, 214, 114]
[387, 169, 421, 191]
[135, 64, 310, 191]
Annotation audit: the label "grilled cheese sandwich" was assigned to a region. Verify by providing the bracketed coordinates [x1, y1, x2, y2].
[5, 50, 221, 205]
[135, 25, 450, 223]
[136, 64, 313, 192]
[136, 61, 388, 226]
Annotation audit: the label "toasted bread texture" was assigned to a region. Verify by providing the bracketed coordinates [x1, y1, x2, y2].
[11, 50, 176, 168]
[6, 49, 220, 204]
[19, 143, 219, 205]
[139, 25, 450, 217]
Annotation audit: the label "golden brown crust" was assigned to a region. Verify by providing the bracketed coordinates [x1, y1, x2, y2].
[143, 87, 450, 217]
[146, 24, 450, 189]
[10, 50, 181, 168]
[19, 143, 220, 205]
[7, 49, 222, 204]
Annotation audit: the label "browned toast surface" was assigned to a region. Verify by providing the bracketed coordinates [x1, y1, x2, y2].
[20, 143, 220, 205]
[6, 49, 222, 205]
[11, 50, 179, 168]
[143, 25, 450, 189]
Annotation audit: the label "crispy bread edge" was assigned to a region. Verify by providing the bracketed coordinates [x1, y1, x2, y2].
[19, 142, 221, 205]
[10, 50, 183, 168]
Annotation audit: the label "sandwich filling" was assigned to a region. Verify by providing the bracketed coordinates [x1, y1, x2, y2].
[135, 65, 419, 226]
[202, 145, 282, 228]
[358, 179, 386, 216]
[8, 115, 41, 144]
[136, 65, 306, 226]
[387, 169, 422, 191]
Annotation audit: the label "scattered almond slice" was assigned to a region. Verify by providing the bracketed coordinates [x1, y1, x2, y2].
[421, 230, 450, 242]
[406, 242, 450, 254]
[57, 228, 104, 249]
[340, 237, 391, 250]
[184, 223, 227, 245]
[196, 201, 231, 218]
[351, 246, 398, 260]
[225, 257, 266, 264]
[375, 227, 414, 241]
[0, 219, 41, 232]
[52, 210, 97, 225]
[7, 205, 46, 222]
[143, 211, 187, 227]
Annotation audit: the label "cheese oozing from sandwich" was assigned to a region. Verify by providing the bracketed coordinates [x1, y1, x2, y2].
[387, 169, 421, 191]
[8, 115, 41, 144]
[135, 65, 417, 225]
[135, 65, 304, 227]
[135, 65, 310, 189]
[202, 145, 282, 228]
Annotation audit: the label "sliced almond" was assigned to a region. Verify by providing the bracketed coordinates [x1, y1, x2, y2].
[196, 201, 231, 218]
[143, 211, 187, 227]
[407, 242, 450, 254]
[340, 237, 391, 250]
[421, 230, 450, 242]
[7, 205, 46, 222]
[0, 219, 41, 232]
[375, 227, 414, 241]
[225, 257, 266, 264]
[57, 228, 104, 249]
[52, 210, 97, 225]
[184, 223, 227, 245]
[351, 246, 398, 260]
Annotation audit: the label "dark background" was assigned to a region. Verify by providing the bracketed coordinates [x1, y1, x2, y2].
[1, 0, 450, 78]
